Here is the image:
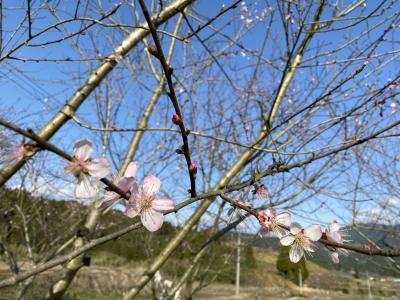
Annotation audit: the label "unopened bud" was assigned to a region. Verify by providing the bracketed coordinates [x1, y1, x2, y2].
[175, 148, 184, 155]
[189, 162, 197, 174]
[172, 114, 181, 125]
[147, 44, 158, 58]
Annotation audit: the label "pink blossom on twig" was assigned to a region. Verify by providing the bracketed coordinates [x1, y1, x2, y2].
[65, 140, 111, 198]
[125, 175, 174, 231]
[280, 222, 322, 263]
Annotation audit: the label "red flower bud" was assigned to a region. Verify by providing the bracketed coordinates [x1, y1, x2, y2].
[172, 114, 181, 125]
[189, 162, 197, 174]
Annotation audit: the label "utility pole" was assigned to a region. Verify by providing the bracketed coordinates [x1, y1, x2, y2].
[298, 268, 303, 295]
[235, 230, 241, 296]
[366, 272, 372, 299]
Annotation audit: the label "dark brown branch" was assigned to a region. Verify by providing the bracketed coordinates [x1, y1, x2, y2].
[137, 0, 197, 197]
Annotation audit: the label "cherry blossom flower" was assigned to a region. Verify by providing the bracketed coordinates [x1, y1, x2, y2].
[280, 222, 322, 263]
[125, 175, 174, 232]
[227, 190, 252, 222]
[99, 161, 137, 208]
[258, 207, 291, 238]
[3, 139, 34, 163]
[325, 221, 349, 264]
[252, 183, 269, 199]
[65, 140, 111, 198]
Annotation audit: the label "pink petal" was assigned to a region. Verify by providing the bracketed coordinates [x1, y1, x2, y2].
[261, 207, 276, 218]
[103, 190, 118, 202]
[75, 175, 96, 198]
[87, 158, 111, 178]
[327, 231, 342, 244]
[142, 175, 160, 196]
[290, 222, 302, 235]
[280, 235, 295, 246]
[124, 162, 138, 178]
[331, 252, 339, 264]
[289, 243, 304, 263]
[125, 201, 139, 218]
[329, 221, 341, 233]
[304, 224, 322, 241]
[275, 212, 291, 226]
[152, 199, 174, 212]
[141, 208, 164, 232]
[130, 181, 140, 196]
[117, 177, 136, 192]
[73, 140, 93, 161]
[99, 197, 116, 209]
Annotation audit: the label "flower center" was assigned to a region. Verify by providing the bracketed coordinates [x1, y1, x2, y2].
[139, 194, 153, 211]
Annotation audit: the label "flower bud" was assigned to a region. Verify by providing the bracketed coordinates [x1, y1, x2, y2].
[172, 114, 181, 125]
[189, 162, 197, 174]
[147, 44, 159, 58]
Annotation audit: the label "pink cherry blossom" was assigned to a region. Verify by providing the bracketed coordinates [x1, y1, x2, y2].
[125, 175, 174, 232]
[325, 221, 349, 263]
[3, 139, 33, 163]
[252, 184, 269, 199]
[99, 161, 137, 208]
[227, 190, 252, 222]
[280, 222, 322, 263]
[65, 140, 111, 198]
[258, 207, 290, 238]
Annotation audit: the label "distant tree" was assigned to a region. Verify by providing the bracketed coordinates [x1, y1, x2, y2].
[277, 246, 308, 285]
[243, 244, 256, 269]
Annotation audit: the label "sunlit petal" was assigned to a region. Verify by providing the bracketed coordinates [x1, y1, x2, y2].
[141, 209, 164, 232]
[87, 158, 111, 178]
[289, 243, 304, 263]
[73, 140, 93, 161]
[142, 175, 160, 196]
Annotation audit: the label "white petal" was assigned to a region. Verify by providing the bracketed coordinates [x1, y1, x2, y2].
[289, 243, 304, 263]
[152, 199, 174, 212]
[273, 226, 288, 239]
[329, 221, 341, 233]
[280, 235, 295, 246]
[302, 239, 315, 252]
[327, 231, 342, 244]
[141, 209, 164, 232]
[304, 224, 322, 241]
[87, 158, 111, 178]
[142, 175, 160, 196]
[331, 252, 340, 264]
[290, 222, 302, 235]
[124, 161, 138, 178]
[73, 140, 93, 161]
[75, 175, 96, 198]
[275, 212, 291, 226]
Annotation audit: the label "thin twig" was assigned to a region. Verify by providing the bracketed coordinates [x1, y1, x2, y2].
[137, 0, 196, 197]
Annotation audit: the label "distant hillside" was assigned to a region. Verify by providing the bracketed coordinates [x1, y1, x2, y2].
[251, 225, 400, 277]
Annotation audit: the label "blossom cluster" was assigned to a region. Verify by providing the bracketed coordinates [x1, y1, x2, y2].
[64, 140, 174, 232]
[257, 207, 347, 264]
